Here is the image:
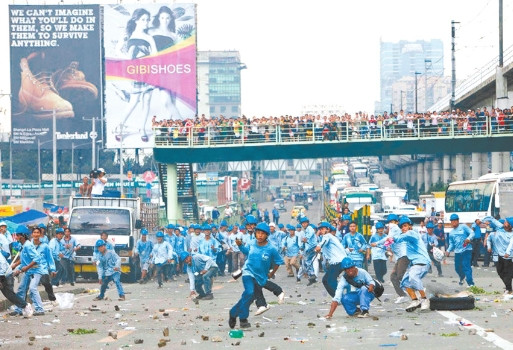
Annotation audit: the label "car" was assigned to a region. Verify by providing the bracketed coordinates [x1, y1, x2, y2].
[291, 205, 306, 219]
[274, 198, 287, 211]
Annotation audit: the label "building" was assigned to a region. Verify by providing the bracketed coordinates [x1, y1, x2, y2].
[197, 51, 246, 119]
[377, 39, 444, 114]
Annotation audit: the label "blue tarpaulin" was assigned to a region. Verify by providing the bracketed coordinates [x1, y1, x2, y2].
[2, 209, 48, 226]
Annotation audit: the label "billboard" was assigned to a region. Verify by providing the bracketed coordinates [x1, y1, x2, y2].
[9, 5, 102, 149]
[104, 3, 197, 149]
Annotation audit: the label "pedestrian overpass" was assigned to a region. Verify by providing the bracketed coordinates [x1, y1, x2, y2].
[153, 122, 513, 223]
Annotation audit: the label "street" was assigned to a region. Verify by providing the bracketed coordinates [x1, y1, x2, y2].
[1, 256, 513, 349]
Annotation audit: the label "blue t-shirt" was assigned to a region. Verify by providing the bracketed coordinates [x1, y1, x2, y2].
[242, 241, 284, 286]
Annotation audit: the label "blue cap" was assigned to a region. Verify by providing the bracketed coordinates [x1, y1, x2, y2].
[180, 251, 190, 262]
[387, 214, 399, 223]
[341, 257, 356, 269]
[38, 223, 46, 229]
[220, 220, 228, 227]
[166, 224, 175, 230]
[156, 231, 165, 238]
[299, 217, 309, 224]
[95, 239, 106, 248]
[194, 224, 201, 230]
[426, 222, 435, 229]
[286, 224, 295, 231]
[318, 221, 330, 229]
[375, 222, 385, 229]
[329, 225, 336, 231]
[255, 222, 270, 235]
[296, 224, 302, 229]
[450, 214, 459, 221]
[228, 225, 233, 231]
[342, 215, 351, 221]
[141, 228, 148, 235]
[211, 224, 218, 229]
[55, 228, 64, 234]
[278, 223, 284, 229]
[398, 216, 412, 227]
[202, 224, 211, 231]
[246, 215, 258, 224]
[499, 219, 506, 224]
[15, 225, 30, 235]
[310, 224, 317, 230]
[506, 217, 513, 227]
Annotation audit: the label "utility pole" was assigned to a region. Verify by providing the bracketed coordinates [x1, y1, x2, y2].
[451, 20, 460, 111]
[499, 0, 503, 67]
[414, 72, 421, 114]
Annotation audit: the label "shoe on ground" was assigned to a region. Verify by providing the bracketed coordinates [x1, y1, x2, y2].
[202, 294, 213, 300]
[307, 278, 317, 286]
[9, 311, 21, 317]
[255, 305, 270, 316]
[239, 319, 251, 328]
[405, 299, 422, 312]
[296, 277, 301, 283]
[420, 298, 430, 311]
[157, 284, 163, 289]
[33, 311, 45, 316]
[458, 280, 464, 286]
[118, 296, 125, 301]
[172, 276, 177, 281]
[467, 284, 475, 289]
[138, 279, 144, 284]
[438, 274, 444, 277]
[51, 300, 59, 307]
[287, 274, 295, 277]
[357, 310, 370, 318]
[278, 292, 285, 304]
[228, 313, 237, 329]
[70, 283, 75, 286]
[193, 295, 205, 302]
[23, 303, 33, 317]
[394, 296, 407, 304]
[93, 296, 103, 301]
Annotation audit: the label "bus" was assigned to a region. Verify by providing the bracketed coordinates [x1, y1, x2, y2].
[444, 172, 513, 224]
[374, 188, 407, 213]
[341, 191, 375, 212]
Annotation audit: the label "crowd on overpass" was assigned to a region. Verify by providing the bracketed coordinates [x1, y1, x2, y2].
[152, 107, 513, 145]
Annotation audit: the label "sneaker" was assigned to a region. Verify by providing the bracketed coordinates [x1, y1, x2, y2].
[93, 296, 103, 301]
[357, 310, 369, 318]
[296, 277, 301, 283]
[255, 305, 270, 316]
[23, 303, 33, 317]
[405, 299, 422, 312]
[438, 274, 444, 278]
[202, 294, 213, 300]
[307, 277, 317, 286]
[278, 292, 285, 304]
[458, 279, 464, 286]
[239, 319, 251, 328]
[51, 300, 60, 307]
[172, 276, 177, 281]
[118, 296, 125, 301]
[287, 274, 295, 278]
[394, 296, 407, 304]
[193, 295, 204, 302]
[228, 313, 237, 329]
[70, 283, 75, 286]
[420, 298, 430, 311]
[33, 311, 45, 316]
[9, 311, 21, 317]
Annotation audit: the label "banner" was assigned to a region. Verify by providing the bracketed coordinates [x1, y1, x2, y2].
[104, 3, 197, 149]
[9, 5, 102, 149]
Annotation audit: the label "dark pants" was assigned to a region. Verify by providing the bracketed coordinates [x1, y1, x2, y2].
[155, 264, 166, 286]
[255, 279, 283, 308]
[323, 262, 344, 297]
[273, 215, 280, 225]
[40, 274, 56, 301]
[471, 239, 482, 266]
[483, 247, 493, 267]
[225, 251, 233, 273]
[373, 259, 388, 283]
[390, 256, 410, 297]
[60, 258, 75, 284]
[428, 252, 443, 276]
[0, 275, 27, 308]
[455, 250, 474, 286]
[230, 275, 264, 320]
[216, 251, 226, 276]
[497, 256, 513, 291]
[165, 262, 176, 280]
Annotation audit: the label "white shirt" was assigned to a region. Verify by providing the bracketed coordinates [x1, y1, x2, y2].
[91, 177, 107, 196]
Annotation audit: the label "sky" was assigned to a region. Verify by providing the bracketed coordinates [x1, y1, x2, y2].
[1, 0, 512, 129]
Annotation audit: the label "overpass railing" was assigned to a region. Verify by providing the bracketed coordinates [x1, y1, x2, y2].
[154, 119, 513, 148]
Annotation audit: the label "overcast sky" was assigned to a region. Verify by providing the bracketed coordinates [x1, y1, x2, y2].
[1, 0, 511, 126]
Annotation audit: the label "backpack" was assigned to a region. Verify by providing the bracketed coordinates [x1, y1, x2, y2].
[343, 273, 384, 300]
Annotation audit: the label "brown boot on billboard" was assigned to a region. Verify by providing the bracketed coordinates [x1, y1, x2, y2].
[17, 53, 74, 118]
[52, 61, 98, 102]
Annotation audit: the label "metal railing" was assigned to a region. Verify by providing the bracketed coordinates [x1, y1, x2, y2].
[154, 119, 513, 148]
[429, 43, 513, 112]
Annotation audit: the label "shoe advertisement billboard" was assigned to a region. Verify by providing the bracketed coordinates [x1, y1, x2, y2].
[104, 3, 197, 149]
[9, 5, 102, 149]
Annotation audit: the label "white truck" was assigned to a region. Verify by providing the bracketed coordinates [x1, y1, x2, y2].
[67, 197, 143, 282]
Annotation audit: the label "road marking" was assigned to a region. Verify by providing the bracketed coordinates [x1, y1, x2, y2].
[437, 310, 513, 350]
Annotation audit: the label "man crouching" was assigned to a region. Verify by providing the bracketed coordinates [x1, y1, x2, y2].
[325, 257, 375, 318]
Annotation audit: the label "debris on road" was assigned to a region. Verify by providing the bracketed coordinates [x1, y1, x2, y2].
[108, 331, 118, 339]
[163, 327, 169, 337]
[211, 336, 222, 342]
[134, 339, 144, 344]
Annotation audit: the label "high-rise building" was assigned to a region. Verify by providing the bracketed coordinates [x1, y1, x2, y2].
[197, 51, 246, 119]
[378, 39, 444, 114]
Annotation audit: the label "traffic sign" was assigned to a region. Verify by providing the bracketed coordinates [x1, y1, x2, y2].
[89, 131, 98, 140]
[143, 170, 156, 183]
[238, 178, 251, 191]
[127, 170, 133, 180]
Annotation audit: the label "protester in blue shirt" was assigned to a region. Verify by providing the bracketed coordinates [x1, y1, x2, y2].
[424, 222, 443, 277]
[281, 226, 300, 279]
[94, 240, 125, 301]
[367, 222, 388, 283]
[133, 228, 153, 283]
[325, 257, 375, 318]
[484, 216, 513, 293]
[11, 225, 46, 316]
[299, 217, 318, 286]
[32, 226, 58, 305]
[315, 221, 347, 297]
[93, 232, 114, 263]
[60, 227, 80, 286]
[49, 228, 65, 287]
[151, 231, 174, 288]
[341, 222, 368, 268]
[229, 222, 284, 329]
[0, 246, 33, 317]
[445, 213, 475, 287]
[471, 218, 483, 267]
[180, 251, 218, 301]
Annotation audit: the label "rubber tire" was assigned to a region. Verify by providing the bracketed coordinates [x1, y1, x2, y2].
[429, 296, 475, 311]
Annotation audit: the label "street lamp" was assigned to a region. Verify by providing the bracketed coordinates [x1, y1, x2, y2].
[414, 72, 422, 114]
